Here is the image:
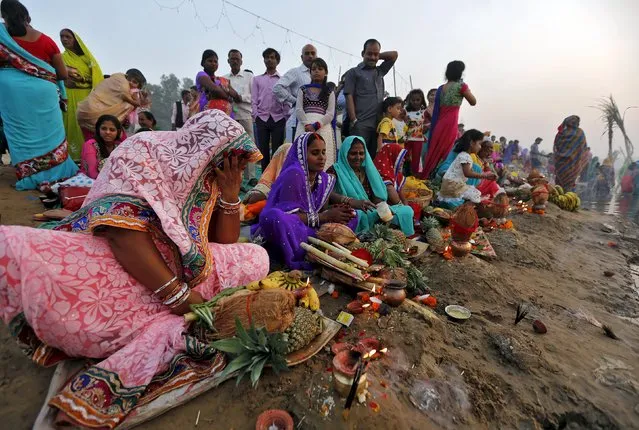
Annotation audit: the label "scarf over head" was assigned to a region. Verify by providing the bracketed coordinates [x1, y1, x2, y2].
[333, 135, 388, 201]
[61, 29, 103, 89]
[264, 132, 335, 228]
[52, 110, 262, 285]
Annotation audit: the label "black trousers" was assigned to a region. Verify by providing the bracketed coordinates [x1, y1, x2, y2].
[255, 117, 286, 170]
[349, 120, 378, 159]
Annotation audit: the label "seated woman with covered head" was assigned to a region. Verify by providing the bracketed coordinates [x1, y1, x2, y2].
[254, 132, 358, 270]
[330, 136, 414, 236]
[0, 110, 269, 428]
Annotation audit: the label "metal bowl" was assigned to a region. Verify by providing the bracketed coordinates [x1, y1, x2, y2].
[445, 305, 471, 322]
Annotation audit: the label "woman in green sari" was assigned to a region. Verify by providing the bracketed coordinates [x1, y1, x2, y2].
[59, 29, 103, 160]
[331, 136, 414, 236]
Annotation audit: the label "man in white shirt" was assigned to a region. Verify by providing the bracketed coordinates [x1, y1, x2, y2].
[225, 49, 256, 182]
[272, 44, 316, 139]
[171, 90, 191, 130]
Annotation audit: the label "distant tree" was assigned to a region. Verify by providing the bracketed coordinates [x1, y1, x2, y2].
[146, 74, 181, 131]
[182, 77, 194, 91]
[594, 95, 636, 188]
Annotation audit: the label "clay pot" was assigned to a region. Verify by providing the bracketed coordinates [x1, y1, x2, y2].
[255, 410, 294, 430]
[346, 300, 364, 314]
[492, 193, 510, 218]
[531, 185, 549, 207]
[382, 283, 407, 307]
[332, 350, 367, 397]
[451, 240, 472, 257]
[355, 337, 380, 354]
[477, 202, 494, 219]
[527, 169, 548, 186]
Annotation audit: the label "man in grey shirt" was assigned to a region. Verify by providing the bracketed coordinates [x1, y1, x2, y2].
[344, 39, 397, 157]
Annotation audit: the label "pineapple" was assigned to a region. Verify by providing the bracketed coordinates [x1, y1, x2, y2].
[422, 217, 445, 252]
[283, 307, 323, 354]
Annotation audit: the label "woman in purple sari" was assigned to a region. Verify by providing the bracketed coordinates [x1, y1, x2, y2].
[254, 132, 361, 269]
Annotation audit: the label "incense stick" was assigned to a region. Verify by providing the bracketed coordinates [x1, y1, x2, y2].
[344, 356, 365, 411]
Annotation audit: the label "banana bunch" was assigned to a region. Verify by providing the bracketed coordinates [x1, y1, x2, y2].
[246, 270, 306, 291]
[245, 270, 320, 310]
[549, 185, 580, 211]
[298, 287, 320, 311]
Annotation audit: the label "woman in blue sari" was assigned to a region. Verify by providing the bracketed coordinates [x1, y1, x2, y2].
[0, 1, 78, 190]
[332, 136, 414, 236]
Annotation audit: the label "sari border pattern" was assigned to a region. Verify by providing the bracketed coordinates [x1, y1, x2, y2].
[0, 43, 57, 83]
[15, 139, 70, 180]
[48, 336, 224, 429]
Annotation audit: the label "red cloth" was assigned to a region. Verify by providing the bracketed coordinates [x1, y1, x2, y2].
[405, 140, 424, 175]
[373, 143, 407, 191]
[14, 34, 59, 64]
[477, 179, 501, 198]
[621, 174, 634, 193]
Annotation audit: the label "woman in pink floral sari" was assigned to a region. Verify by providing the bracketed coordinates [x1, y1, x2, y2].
[0, 110, 268, 429]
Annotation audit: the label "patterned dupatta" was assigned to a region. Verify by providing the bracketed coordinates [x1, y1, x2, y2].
[0, 24, 57, 84]
[374, 143, 408, 192]
[52, 110, 262, 285]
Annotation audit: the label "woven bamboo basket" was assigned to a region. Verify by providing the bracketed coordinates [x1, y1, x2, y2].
[406, 188, 434, 209]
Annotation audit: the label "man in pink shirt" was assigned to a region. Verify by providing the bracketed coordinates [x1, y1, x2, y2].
[251, 48, 290, 171]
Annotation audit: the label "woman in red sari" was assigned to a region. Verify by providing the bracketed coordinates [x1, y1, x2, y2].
[421, 61, 476, 179]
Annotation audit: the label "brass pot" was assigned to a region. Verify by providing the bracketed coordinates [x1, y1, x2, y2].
[451, 240, 472, 257]
[382, 283, 407, 307]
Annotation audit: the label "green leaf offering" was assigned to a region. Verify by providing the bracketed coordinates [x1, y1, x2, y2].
[211, 316, 289, 388]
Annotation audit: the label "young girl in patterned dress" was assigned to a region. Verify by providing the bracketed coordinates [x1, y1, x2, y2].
[404, 89, 427, 175]
[295, 58, 336, 169]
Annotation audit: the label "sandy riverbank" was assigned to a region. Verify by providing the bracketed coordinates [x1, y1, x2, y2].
[0, 165, 638, 429]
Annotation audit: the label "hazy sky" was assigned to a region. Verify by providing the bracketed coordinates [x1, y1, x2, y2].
[22, 0, 639, 159]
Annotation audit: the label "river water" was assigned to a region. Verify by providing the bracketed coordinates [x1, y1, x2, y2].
[580, 191, 639, 224]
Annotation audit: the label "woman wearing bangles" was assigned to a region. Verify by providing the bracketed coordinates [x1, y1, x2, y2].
[0, 110, 268, 428]
[254, 132, 373, 270]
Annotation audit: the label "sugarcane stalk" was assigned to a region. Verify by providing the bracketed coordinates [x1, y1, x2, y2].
[332, 241, 352, 253]
[301, 242, 364, 280]
[308, 237, 369, 268]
